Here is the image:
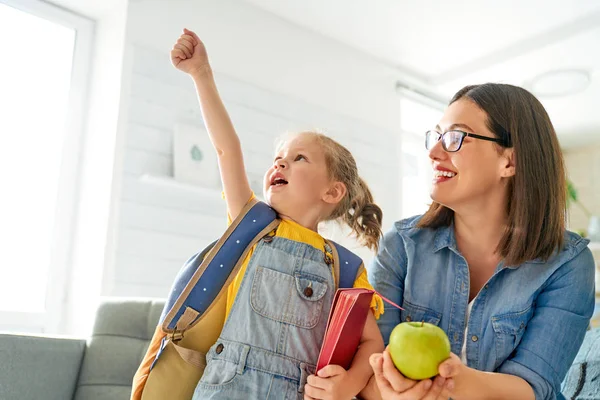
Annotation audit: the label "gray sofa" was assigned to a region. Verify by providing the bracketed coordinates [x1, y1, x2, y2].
[0, 298, 598, 400]
[0, 298, 164, 400]
[562, 326, 600, 399]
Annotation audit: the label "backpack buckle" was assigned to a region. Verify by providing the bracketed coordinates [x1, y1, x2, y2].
[170, 330, 184, 342]
[323, 242, 334, 265]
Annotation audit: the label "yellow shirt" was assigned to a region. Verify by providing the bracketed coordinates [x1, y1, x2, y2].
[225, 200, 383, 320]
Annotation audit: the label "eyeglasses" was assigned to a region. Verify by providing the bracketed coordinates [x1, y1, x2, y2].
[425, 130, 507, 153]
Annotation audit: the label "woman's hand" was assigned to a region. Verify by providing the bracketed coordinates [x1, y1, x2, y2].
[170, 28, 210, 76]
[436, 352, 464, 381]
[369, 349, 455, 400]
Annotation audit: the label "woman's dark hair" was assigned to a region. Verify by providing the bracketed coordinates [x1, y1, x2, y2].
[418, 83, 566, 265]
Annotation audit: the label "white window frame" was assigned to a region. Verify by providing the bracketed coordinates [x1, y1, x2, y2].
[398, 94, 444, 219]
[400, 130, 434, 218]
[0, 0, 94, 333]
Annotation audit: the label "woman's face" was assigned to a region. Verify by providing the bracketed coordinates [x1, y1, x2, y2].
[429, 98, 514, 212]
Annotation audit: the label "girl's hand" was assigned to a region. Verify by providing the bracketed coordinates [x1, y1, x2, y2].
[369, 349, 455, 400]
[304, 365, 354, 400]
[170, 28, 210, 76]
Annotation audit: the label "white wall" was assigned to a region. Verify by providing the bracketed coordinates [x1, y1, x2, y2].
[565, 145, 600, 292]
[62, 2, 130, 335]
[105, 0, 404, 300]
[565, 144, 600, 233]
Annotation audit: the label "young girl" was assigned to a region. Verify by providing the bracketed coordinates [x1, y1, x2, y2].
[171, 28, 385, 400]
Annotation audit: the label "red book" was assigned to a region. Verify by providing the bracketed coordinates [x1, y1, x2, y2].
[316, 288, 375, 372]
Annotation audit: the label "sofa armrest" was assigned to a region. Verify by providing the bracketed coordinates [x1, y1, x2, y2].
[561, 327, 600, 398]
[0, 333, 86, 400]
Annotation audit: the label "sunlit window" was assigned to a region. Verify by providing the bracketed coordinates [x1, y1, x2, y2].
[0, 2, 75, 312]
[400, 97, 443, 218]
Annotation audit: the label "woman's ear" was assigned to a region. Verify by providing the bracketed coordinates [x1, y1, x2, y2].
[323, 181, 347, 205]
[500, 148, 516, 178]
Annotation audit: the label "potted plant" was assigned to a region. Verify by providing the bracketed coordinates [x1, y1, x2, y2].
[568, 179, 599, 241]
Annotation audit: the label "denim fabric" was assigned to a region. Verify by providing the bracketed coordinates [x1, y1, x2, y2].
[369, 215, 596, 400]
[193, 236, 335, 400]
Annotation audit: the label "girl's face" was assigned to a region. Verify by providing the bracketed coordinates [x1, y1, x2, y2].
[429, 99, 515, 213]
[263, 134, 339, 221]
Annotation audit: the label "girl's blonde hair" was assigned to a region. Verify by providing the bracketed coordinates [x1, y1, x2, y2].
[298, 132, 383, 251]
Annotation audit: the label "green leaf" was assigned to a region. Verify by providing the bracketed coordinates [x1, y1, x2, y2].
[567, 179, 578, 202]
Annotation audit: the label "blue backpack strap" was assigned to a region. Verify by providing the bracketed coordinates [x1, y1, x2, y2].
[160, 199, 278, 333]
[328, 240, 363, 289]
[157, 241, 216, 323]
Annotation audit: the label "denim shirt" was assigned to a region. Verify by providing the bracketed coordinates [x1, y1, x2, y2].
[369, 215, 596, 400]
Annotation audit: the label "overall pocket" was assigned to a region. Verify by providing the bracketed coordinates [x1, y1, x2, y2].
[197, 343, 240, 389]
[491, 306, 533, 369]
[251, 266, 328, 328]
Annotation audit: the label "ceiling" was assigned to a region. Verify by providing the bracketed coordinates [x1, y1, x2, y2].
[243, 0, 600, 148]
[46, 0, 125, 19]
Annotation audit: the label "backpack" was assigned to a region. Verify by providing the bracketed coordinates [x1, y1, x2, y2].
[131, 199, 364, 400]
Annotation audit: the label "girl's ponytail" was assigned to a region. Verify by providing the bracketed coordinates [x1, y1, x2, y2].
[302, 131, 383, 251]
[342, 178, 382, 251]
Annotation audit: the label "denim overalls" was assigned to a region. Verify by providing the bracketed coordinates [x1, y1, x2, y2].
[192, 235, 336, 399]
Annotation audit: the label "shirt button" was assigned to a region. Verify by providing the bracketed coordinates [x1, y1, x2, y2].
[484, 284, 489, 289]
[405, 316, 412, 322]
[216, 343, 224, 354]
[304, 287, 313, 297]
[471, 335, 478, 342]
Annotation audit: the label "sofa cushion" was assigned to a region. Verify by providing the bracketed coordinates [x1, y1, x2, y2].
[73, 298, 164, 400]
[0, 334, 85, 400]
[562, 327, 600, 399]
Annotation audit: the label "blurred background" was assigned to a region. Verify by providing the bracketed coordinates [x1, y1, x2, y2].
[1, 0, 599, 335]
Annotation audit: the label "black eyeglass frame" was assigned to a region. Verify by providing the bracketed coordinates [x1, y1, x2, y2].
[425, 129, 509, 152]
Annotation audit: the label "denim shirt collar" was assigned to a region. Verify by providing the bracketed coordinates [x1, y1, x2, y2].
[432, 221, 511, 271]
[420, 217, 586, 269]
[432, 221, 460, 254]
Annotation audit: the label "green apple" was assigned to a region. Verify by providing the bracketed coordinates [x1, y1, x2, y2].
[388, 321, 451, 380]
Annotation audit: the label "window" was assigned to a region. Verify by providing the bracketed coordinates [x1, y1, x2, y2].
[0, 0, 92, 331]
[399, 96, 444, 218]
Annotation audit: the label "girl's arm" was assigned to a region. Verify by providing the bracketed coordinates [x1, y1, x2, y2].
[171, 29, 252, 220]
[350, 313, 385, 394]
[304, 313, 384, 399]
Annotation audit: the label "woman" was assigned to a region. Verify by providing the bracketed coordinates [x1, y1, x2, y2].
[366, 83, 595, 400]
